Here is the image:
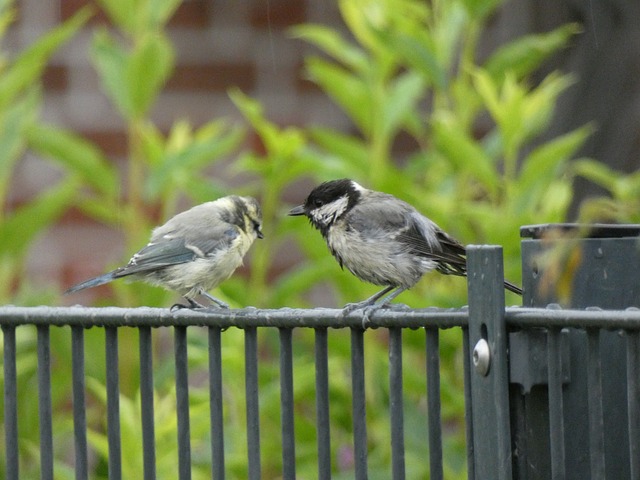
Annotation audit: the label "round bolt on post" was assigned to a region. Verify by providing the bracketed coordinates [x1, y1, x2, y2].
[473, 339, 491, 376]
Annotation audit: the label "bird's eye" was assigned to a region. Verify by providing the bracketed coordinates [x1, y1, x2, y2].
[312, 198, 323, 208]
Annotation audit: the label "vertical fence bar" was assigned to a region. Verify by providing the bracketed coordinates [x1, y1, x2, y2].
[314, 328, 331, 480]
[587, 328, 606, 479]
[462, 327, 475, 480]
[37, 325, 54, 480]
[350, 327, 368, 480]
[209, 327, 225, 480]
[139, 326, 156, 480]
[245, 327, 261, 480]
[426, 328, 443, 480]
[3, 325, 19, 479]
[279, 328, 296, 480]
[389, 327, 405, 480]
[466, 246, 512, 480]
[174, 326, 192, 480]
[627, 330, 640, 480]
[547, 328, 566, 480]
[71, 327, 88, 480]
[105, 327, 122, 480]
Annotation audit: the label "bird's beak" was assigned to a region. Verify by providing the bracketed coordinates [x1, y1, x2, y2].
[288, 205, 305, 216]
[257, 230, 264, 239]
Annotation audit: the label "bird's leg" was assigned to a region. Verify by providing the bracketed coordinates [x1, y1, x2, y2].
[357, 287, 408, 329]
[171, 297, 205, 311]
[342, 285, 395, 315]
[201, 291, 230, 309]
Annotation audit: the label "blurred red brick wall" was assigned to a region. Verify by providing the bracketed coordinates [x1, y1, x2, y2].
[10, 0, 621, 303]
[7, 0, 351, 299]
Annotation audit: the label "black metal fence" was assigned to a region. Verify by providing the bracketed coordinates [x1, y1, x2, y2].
[1, 240, 640, 480]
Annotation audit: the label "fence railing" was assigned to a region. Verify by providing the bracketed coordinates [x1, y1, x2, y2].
[1, 243, 640, 479]
[1, 305, 469, 480]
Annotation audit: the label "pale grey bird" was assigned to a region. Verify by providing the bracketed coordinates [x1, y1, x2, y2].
[289, 179, 521, 316]
[66, 195, 263, 309]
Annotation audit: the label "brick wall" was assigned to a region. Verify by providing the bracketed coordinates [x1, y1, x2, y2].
[8, 0, 352, 299]
[8, 0, 639, 303]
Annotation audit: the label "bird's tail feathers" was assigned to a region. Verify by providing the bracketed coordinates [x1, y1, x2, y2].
[64, 271, 117, 295]
[504, 280, 523, 296]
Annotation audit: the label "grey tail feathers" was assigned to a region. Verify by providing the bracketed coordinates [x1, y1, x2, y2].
[504, 279, 523, 296]
[64, 271, 117, 295]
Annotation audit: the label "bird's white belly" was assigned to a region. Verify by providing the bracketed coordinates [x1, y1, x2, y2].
[327, 230, 435, 288]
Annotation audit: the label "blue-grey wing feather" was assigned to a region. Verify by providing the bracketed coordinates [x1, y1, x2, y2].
[113, 226, 238, 278]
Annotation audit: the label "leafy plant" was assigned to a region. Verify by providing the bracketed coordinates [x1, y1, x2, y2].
[0, 5, 90, 304]
[0, 3, 90, 476]
[572, 160, 640, 223]
[287, 0, 587, 310]
[1, 0, 595, 478]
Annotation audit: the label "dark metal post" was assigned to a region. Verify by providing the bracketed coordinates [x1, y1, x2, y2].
[279, 328, 296, 480]
[627, 329, 640, 480]
[245, 327, 261, 480]
[546, 328, 566, 480]
[462, 327, 475, 480]
[388, 327, 405, 480]
[105, 327, 122, 480]
[37, 325, 54, 480]
[139, 326, 156, 480]
[3, 325, 19, 479]
[425, 328, 443, 480]
[350, 328, 368, 480]
[466, 245, 513, 480]
[71, 326, 88, 480]
[209, 327, 225, 480]
[174, 326, 192, 480]
[520, 224, 640, 480]
[314, 328, 332, 480]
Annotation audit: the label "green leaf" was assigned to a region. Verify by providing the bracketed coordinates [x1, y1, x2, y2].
[0, 179, 78, 258]
[147, 0, 183, 28]
[26, 124, 118, 196]
[0, 7, 91, 109]
[375, 27, 446, 90]
[431, 113, 499, 196]
[127, 33, 174, 117]
[289, 24, 369, 73]
[485, 24, 580, 81]
[518, 125, 592, 190]
[572, 159, 621, 193]
[229, 88, 280, 151]
[99, 0, 181, 33]
[381, 71, 424, 138]
[460, 0, 503, 19]
[0, 86, 39, 193]
[304, 57, 373, 135]
[309, 127, 369, 169]
[145, 121, 244, 198]
[91, 30, 174, 119]
[91, 30, 132, 117]
[98, 0, 138, 32]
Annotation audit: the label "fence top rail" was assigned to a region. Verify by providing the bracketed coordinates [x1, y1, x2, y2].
[506, 306, 640, 330]
[0, 305, 468, 329]
[1, 305, 639, 331]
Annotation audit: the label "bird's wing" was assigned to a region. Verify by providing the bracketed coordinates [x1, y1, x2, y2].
[114, 226, 238, 278]
[343, 195, 467, 275]
[396, 211, 468, 276]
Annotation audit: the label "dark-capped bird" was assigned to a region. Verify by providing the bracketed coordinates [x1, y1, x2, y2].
[289, 179, 521, 314]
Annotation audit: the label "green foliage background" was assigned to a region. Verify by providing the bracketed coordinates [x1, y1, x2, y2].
[0, 0, 628, 478]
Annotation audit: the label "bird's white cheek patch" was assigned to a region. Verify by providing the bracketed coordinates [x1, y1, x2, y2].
[310, 195, 349, 226]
